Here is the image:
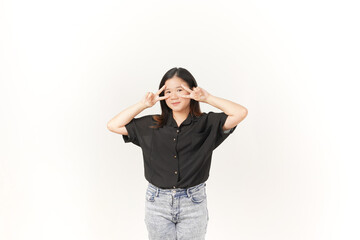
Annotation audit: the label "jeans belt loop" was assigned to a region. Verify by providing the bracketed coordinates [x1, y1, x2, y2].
[186, 188, 191, 198]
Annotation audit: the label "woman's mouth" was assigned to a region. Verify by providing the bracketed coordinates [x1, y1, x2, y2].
[172, 102, 180, 105]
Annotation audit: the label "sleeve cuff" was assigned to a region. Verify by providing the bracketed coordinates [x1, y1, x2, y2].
[122, 120, 136, 144]
[220, 112, 237, 135]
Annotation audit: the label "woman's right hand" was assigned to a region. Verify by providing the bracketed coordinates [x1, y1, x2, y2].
[141, 85, 169, 108]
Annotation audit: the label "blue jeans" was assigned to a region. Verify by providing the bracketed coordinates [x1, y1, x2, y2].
[144, 181, 209, 240]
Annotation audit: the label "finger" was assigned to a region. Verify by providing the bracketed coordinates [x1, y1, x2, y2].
[147, 92, 153, 100]
[178, 94, 191, 98]
[181, 83, 193, 93]
[158, 95, 169, 100]
[193, 87, 200, 93]
[156, 85, 166, 96]
[158, 94, 170, 99]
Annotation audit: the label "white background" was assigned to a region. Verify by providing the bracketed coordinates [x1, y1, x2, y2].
[1, 0, 359, 239]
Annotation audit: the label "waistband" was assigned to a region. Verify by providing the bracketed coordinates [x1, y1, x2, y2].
[147, 181, 206, 197]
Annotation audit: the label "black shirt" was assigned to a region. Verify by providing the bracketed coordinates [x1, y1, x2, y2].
[122, 111, 237, 189]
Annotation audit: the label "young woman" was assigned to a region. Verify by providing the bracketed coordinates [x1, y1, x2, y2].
[107, 67, 248, 240]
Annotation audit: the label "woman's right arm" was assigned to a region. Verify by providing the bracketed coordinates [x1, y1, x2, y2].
[107, 85, 168, 135]
[107, 101, 148, 135]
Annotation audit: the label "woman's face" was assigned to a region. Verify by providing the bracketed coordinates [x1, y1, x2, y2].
[164, 76, 191, 112]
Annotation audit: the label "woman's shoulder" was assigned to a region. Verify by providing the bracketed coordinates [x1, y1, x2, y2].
[195, 111, 228, 124]
[199, 111, 225, 118]
[131, 114, 157, 123]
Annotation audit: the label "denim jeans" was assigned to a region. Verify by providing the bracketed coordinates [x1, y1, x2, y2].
[144, 181, 209, 240]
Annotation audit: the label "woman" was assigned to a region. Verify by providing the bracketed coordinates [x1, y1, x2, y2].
[107, 67, 248, 240]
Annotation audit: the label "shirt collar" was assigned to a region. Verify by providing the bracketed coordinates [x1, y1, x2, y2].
[166, 111, 196, 128]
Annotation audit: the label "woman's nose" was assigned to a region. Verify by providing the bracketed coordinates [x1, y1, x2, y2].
[170, 92, 178, 98]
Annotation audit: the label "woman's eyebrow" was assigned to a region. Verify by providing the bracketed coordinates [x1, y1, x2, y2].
[165, 86, 182, 91]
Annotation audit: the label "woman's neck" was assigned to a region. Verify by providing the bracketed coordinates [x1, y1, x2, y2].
[172, 109, 190, 126]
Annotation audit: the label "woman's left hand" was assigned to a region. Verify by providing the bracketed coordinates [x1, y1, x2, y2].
[179, 84, 210, 102]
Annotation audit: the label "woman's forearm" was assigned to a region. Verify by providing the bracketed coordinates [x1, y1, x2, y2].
[107, 101, 148, 129]
[204, 94, 247, 117]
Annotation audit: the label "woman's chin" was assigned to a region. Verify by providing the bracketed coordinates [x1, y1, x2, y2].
[172, 107, 189, 113]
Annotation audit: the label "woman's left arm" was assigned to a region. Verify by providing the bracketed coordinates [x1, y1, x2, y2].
[179, 84, 248, 131]
[204, 94, 248, 131]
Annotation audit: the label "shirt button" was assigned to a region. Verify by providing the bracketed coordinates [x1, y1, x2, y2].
[174, 171, 177, 174]
[177, 130, 179, 133]
[173, 138, 176, 141]
[173, 186, 176, 189]
[174, 155, 176, 158]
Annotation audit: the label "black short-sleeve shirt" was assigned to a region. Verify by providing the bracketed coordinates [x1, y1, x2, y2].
[122, 111, 237, 189]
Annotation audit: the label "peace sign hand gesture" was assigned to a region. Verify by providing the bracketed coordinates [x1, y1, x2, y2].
[178, 84, 210, 102]
[141, 85, 169, 108]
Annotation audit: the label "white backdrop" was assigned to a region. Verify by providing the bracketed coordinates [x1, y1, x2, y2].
[1, 0, 359, 239]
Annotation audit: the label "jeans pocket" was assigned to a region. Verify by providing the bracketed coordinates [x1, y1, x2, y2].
[190, 188, 206, 204]
[145, 189, 156, 202]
